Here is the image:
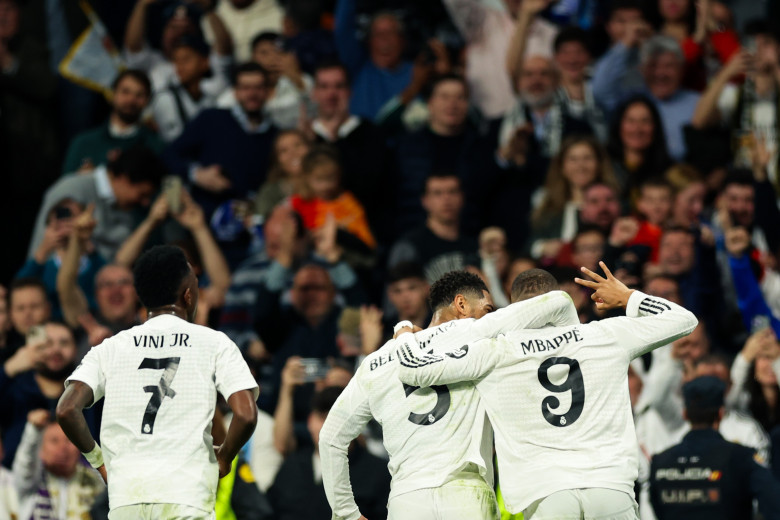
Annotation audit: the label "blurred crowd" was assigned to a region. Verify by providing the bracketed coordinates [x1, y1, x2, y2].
[1, 0, 780, 518]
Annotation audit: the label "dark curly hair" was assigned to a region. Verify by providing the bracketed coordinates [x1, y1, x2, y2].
[428, 271, 488, 311]
[133, 245, 191, 309]
[511, 268, 559, 303]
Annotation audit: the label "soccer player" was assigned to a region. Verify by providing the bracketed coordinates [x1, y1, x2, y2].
[395, 263, 698, 519]
[319, 270, 580, 520]
[56, 245, 259, 520]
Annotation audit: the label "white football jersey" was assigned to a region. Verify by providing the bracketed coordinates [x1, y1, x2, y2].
[397, 291, 698, 514]
[319, 291, 579, 520]
[66, 314, 259, 512]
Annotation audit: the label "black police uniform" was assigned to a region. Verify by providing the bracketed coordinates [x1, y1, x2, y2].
[649, 428, 780, 519]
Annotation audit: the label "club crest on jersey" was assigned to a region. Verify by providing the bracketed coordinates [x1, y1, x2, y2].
[445, 346, 469, 359]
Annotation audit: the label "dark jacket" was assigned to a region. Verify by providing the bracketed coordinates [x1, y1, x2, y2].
[650, 428, 780, 520]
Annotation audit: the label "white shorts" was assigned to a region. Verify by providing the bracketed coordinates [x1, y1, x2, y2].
[524, 489, 639, 520]
[388, 471, 498, 520]
[109, 504, 215, 520]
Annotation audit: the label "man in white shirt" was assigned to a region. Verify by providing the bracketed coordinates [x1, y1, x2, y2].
[396, 263, 698, 519]
[56, 245, 259, 519]
[319, 270, 580, 520]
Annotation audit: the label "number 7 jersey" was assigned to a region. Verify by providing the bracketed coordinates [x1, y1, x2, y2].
[397, 291, 698, 514]
[65, 314, 259, 513]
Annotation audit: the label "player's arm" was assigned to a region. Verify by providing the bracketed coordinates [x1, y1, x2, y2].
[395, 332, 502, 388]
[56, 381, 106, 482]
[319, 365, 373, 520]
[56, 344, 108, 481]
[217, 390, 258, 478]
[214, 334, 260, 478]
[470, 290, 579, 338]
[576, 262, 698, 360]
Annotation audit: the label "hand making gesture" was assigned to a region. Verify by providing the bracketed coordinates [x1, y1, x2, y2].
[574, 261, 635, 311]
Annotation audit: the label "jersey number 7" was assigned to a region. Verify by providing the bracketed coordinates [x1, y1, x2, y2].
[538, 357, 585, 428]
[138, 357, 181, 435]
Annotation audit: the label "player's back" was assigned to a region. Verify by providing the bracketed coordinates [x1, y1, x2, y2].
[480, 322, 640, 513]
[361, 320, 493, 499]
[79, 315, 245, 511]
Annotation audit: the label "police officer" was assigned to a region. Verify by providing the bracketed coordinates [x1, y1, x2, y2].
[649, 375, 780, 519]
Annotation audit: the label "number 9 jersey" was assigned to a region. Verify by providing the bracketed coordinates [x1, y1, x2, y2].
[397, 291, 698, 514]
[65, 315, 259, 513]
[319, 291, 580, 520]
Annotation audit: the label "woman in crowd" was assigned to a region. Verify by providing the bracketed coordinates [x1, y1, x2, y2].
[607, 95, 672, 199]
[254, 130, 312, 218]
[666, 163, 707, 229]
[530, 135, 618, 260]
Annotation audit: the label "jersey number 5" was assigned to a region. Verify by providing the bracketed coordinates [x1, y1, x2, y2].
[538, 357, 585, 428]
[138, 357, 181, 435]
[402, 383, 450, 425]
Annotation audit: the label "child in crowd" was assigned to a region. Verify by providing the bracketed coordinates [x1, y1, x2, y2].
[631, 177, 674, 262]
[290, 146, 376, 250]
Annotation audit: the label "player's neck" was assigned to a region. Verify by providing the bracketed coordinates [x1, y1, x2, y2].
[147, 305, 188, 321]
[429, 309, 458, 327]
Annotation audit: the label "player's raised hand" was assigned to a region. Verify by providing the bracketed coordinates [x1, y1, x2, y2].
[574, 261, 635, 311]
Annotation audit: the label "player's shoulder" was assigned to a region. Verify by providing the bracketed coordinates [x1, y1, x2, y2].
[360, 339, 400, 379]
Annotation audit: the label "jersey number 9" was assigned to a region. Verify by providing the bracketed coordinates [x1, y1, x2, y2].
[537, 357, 585, 428]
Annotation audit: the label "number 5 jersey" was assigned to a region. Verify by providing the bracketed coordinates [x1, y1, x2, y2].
[65, 314, 259, 512]
[319, 291, 580, 520]
[396, 291, 698, 514]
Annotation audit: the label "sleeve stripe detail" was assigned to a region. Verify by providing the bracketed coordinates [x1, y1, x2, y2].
[645, 298, 671, 311]
[640, 299, 668, 313]
[397, 343, 443, 368]
[638, 305, 660, 315]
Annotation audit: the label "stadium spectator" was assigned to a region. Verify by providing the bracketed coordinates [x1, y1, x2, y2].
[506, 3, 607, 143]
[12, 411, 103, 519]
[17, 200, 104, 322]
[163, 62, 278, 237]
[500, 54, 593, 159]
[692, 20, 780, 191]
[593, 0, 649, 96]
[0, 436, 18, 519]
[268, 386, 390, 520]
[530, 136, 618, 260]
[205, 0, 283, 63]
[124, 0, 233, 95]
[1, 322, 96, 469]
[290, 146, 376, 253]
[254, 256, 365, 414]
[217, 32, 313, 130]
[383, 262, 430, 338]
[272, 360, 352, 456]
[114, 190, 231, 322]
[666, 163, 707, 229]
[333, 0, 412, 120]
[152, 36, 218, 143]
[393, 74, 495, 237]
[56, 207, 139, 350]
[308, 60, 390, 238]
[607, 95, 673, 197]
[594, 35, 700, 160]
[726, 328, 780, 435]
[388, 173, 479, 284]
[62, 69, 163, 174]
[254, 129, 311, 217]
[444, 0, 557, 121]
[219, 205, 308, 356]
[567, 225, 606, 272]
[28, 146, 166, 263]
[278, 0, 338, 75]
[3, 279, 51, 362]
